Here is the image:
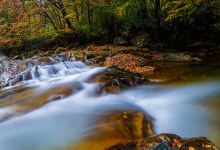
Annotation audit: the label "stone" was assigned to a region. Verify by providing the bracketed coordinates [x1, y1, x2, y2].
[0, 54, 76, 87]
[71, 110, 154, 150]
[108, 134, 219, 150]
[91, 68, 146, 93]
[0, 55, 7, 62]
[165, 53, 202, 62]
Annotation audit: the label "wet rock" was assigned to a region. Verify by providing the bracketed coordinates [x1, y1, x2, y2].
[48, 95, 64, 101]
[108, 134, 219, 150]
[0, 85, 75, 122]
[0, 112, 14, 123]
[32, 57, 54, 65]
[131, 34, 151, 48]
[99, 110, 154, 138]
[0, 54, 76, 87]
[46, 87, 73, 101]
[0, 55, 7, 61]
[114, 37, 129, 46]
[72, 110, 154, 150]
[92, 68, 146, 93]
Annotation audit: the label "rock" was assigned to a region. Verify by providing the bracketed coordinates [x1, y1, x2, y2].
[108, 134, 219, 150]
[113, 37, 129, 46]
[0, 55, 7, 62]
[165, 53, 202, 62]
[131, 34, 151, 48]
[97, 110, 154, 139]
[192, 57, 202, 61]
[71, 110, 154, 150]
[0, 54, 76, 87]
[52, 54, 70, 62]
[0, 85, 75, 122]
[37, 57, 55, 64]
[91, 68, 146, 93]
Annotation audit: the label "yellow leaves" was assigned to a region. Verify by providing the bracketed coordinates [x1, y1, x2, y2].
[116, 2, 129, 17]
[105, 53, 154, 75]
[189, 146, 195, 150]
[130, 66, 154, 75]
[72, 45, 154, 76]
[104, 58, 113, 67]
[205, 145, 212, 148]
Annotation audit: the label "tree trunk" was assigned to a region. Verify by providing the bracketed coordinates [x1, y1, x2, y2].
[44, 12, 58, 31]
[73, 0, 79, 22]
[86, 0, 91, 24]
[154, 0, 161, 40]
[59, 2, 73, 29]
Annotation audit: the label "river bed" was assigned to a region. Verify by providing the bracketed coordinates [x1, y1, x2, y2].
[0, 54, 220, 149]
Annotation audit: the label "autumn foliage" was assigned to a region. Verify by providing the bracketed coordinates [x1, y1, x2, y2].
[0, 0, 220, 55]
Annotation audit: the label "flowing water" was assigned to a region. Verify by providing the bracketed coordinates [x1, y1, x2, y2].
[0, 55, 220, 150]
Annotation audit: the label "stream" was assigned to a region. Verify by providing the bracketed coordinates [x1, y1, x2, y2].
[0, 55, 220, 150]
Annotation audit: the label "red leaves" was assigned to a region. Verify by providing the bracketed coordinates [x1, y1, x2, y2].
[172, 139, 182, 148]
[71, 45, 155, 75]
[105, 54, 154, 74]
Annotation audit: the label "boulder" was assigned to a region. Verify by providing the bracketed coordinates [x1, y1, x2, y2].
[108, 134, 219, 150]
[0, 85, 75, 122]
[91, 68, 146, 93]
[165, 53, 202, 62]
[71, 110, 154, 150]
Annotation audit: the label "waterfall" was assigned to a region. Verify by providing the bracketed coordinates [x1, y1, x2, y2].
[3, 61, 91, 87]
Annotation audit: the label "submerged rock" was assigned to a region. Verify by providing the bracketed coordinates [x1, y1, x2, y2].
[108, 134, 219, 150]
[71, 110, 154, 150]
[0, 84, 77, 122]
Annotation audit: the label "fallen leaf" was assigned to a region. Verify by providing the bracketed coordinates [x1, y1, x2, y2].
[189, 146, 195, 150]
